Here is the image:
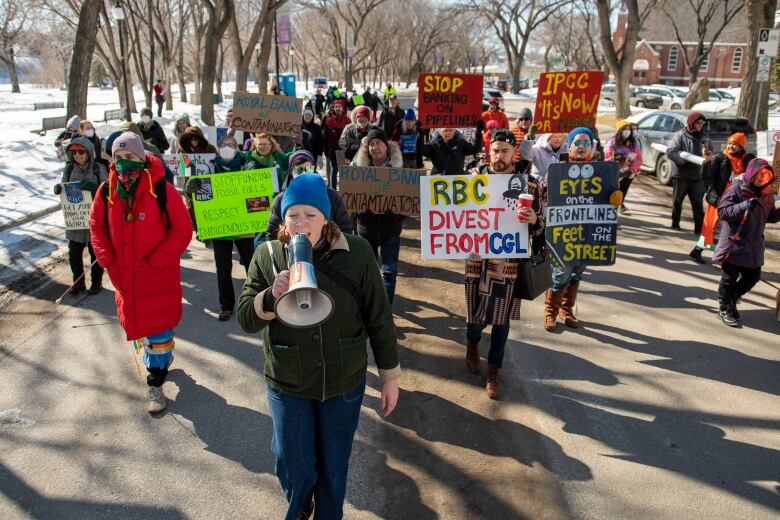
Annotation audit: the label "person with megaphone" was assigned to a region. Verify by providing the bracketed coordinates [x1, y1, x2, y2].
[237, 173, 400, 520]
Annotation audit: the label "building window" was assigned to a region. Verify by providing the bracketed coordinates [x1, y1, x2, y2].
[732, 47, 743, 73]
[668, 46, 678, 70]
[700, 50, 709, 71]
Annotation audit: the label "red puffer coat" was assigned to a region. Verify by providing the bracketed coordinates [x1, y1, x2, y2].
[90, 154, 192, 340]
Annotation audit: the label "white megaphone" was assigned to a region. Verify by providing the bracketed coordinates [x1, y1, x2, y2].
[274, 233, 335, 328]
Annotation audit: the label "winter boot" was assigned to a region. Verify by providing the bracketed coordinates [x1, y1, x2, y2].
[486, 364, 502, 399]
[465, 339, 480, 374]
[559, 283, 582, 328]
[689, 247, 706, 264]
[718, 299, 739, 327]
[544, 290, 564, 331]
[730, 296, 742, 321]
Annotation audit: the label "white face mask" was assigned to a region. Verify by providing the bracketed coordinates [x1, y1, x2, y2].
[141, 115, 152, 124]
[621, 129, 631, 139]
[219, 146, 236, 160]
[84, 129, 95, 138]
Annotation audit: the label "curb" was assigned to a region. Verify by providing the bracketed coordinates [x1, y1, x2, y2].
[0, 204, 61, 233]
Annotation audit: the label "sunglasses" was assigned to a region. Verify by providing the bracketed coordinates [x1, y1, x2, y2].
[71, 149, 88, 155]
[518, 117, 532, 121]
[573, 140, 591, 147]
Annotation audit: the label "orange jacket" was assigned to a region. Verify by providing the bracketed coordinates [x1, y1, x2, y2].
[481, 109, 509, 130]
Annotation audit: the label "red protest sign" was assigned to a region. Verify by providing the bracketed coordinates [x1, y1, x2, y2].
[534, 71, 604, 133]
[418, 73, 483, 128]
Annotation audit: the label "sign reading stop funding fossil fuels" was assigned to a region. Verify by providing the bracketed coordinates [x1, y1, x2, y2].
[545, 161, 619, 267]
[190, 168, 275, 240]
[420, 174, 530, 260]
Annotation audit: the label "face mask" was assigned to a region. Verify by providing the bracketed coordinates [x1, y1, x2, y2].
[219, 146, 236, 160]
[84, 129, 95, 138]
[141, 115, 152, 124]
[115, 159, 145, 180]
[621, 129, 631, 139]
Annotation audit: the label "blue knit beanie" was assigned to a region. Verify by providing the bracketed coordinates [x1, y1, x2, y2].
[567, 127, 594, 146]
[281, 173, 331, 220]
[404, 108, 416, 121]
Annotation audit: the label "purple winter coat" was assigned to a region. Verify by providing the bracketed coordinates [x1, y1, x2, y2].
[713, 159, 780, 268]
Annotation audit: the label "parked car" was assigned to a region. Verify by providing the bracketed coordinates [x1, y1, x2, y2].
[645, 86, 686, 110]
[632, 110, 756, 186]
[497, 79, 510, 91]
[600, 85, 663, 109]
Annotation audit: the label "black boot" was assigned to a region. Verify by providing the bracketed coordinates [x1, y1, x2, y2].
[718, 299, 738, 327]
[730, 296, 741, 321]
[689, 247, 706, 264]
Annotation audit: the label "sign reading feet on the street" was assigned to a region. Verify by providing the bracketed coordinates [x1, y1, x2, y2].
[545, 161, 619, 267]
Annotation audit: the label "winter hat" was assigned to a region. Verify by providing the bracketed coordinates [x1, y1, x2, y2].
[112, 131, 146, 160]
[686, 111, 706, 130]
[616, 119, 632, 131]
[303, 107, 314, 117]
[333, 99, 346, 109]
[218, 134, 238, 148]
[120, 121, 144, 139]
[66, 115, 81, 131]
[281, 173, 331, 220]
[365, 127, 388, 146]
[177, 113, 190, 124]
[567, 127, 595, 146]
[491, 128, 516, 145]
[518, 108, 533, 120]
[353, 105, 371, 119]
[140, 107, 153, 118]
[287, 149, 316, 177]
[404, 108, 416, 121]
[727, 132, 747, 150]
[486, 120, 500, 130]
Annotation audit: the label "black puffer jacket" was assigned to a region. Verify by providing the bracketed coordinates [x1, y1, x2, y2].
[706, 151, 755, 196]
[139, 119, 170, 153]
[420, 130, 482, 175]
[667, 128, 710, 181]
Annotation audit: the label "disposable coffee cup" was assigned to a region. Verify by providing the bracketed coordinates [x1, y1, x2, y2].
[518, 194, 534, 208]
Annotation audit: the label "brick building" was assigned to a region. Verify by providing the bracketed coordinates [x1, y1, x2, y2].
[612, 3, 747, 87]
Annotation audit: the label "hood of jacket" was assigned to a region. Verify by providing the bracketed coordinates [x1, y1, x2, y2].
[353, 139, 403, 167]
[179, 126, 211, 153]
[68, 136, 96, 174]
[538, 133, 567, 153]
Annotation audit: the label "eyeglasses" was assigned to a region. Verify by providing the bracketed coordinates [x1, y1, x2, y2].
[71, 149, 87, 155]
[573, 140, 591, 147]
[518, 117, 532, 121]
[292, 164, 315, 175]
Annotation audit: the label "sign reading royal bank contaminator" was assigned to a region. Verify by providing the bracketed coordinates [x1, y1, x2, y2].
[230, 92, 302, 137]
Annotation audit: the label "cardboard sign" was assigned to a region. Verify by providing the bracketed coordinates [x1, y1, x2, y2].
[231, 92, 303, 137]
[545, 161, 619, 267]
[60, 182, 93, 230]
[417, 73, 483, 129]
[338, 166, 423, 217]
[420, 174, 530, 259]
[773, 142, 780, 194]
[191, 168, 276, 240]
[534, 71, 604, 133]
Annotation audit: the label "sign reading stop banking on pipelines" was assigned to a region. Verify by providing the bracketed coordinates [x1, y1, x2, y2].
[417, 73, 483, 129]
[420, 174, 530, 259]
[191, 168, 276, 240]
[545, 161, 619, 267]
[534, 70, 604, 133]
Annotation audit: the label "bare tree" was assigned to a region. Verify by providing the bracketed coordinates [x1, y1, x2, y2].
[0, 0, 36, 92]
[230, 0, 285, 93]
[197, 0, 232, 124]
[660, 0, 744, 85]
[736, 0, 778, 131]
[66, 0, 100, 118]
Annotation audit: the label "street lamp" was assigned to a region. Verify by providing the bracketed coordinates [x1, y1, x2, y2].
[112, 1, 131, 122]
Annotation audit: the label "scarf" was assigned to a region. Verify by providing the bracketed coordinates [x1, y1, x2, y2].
[250, 150, 277, 168]
[723, 151, 745, 180]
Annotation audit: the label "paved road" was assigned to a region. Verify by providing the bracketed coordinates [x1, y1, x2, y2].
[1, 176, 779, 518]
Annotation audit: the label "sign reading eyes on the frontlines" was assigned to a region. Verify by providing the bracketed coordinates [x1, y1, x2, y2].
[420, 174, 530, 259]
[534, 70, 604, 134]
[417, 73, 483, 129]
[190, 168, 276, 240]
[545, 161, 619, 267]
[230, 92, 303, 137]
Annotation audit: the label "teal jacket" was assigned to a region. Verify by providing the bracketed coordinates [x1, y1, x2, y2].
[237, 232, 400, 400]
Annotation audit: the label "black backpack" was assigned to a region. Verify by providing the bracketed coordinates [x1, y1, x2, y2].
[100, 177, 171, 233]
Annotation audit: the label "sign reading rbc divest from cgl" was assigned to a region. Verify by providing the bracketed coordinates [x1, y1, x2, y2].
[338, 166, 423, 217]
[534, 70, 604, 133]
[420, 174, 530, 259]
[545, 161, 619, 267]
[417, 73, 483, 129]
[230, 92, 302, 137]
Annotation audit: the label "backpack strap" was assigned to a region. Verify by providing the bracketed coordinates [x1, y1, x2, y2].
[154, 177, 171, 230]
[315, 259, 365, 318]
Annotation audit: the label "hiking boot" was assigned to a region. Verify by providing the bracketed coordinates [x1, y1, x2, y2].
[718, 300, 739, 327]
[294, 499, 314, 520]
[465, 340, 480, 373]
[486, 364, 502, 399]
[87, 282, 103, 295]
[559, 283, 581, 328]
[218, 310, 233, 321]
[688, 247, 706, 265]
[730, 297, 741, 321]
[147, 386, 167, 414]
[543, 290, 563, 331]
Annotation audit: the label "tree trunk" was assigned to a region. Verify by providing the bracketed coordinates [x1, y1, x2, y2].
[65, 0, 100, 117]
[596, 0, 639, 119]
[165, 66, 174, 110]
[257, 16, 274, 94]
[199, 0, 233, 125]
[176, 44, 188, 102]
[737, 0, 777, 131]
[3, 47, 21, 93]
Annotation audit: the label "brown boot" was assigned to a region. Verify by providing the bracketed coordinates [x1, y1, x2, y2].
[543, 290, 564, 331]
[559, 283, 581, 328]
[465, 340, 480, 373]
[486, 364, 502, 399]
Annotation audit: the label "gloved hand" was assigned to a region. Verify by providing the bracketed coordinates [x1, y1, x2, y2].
[527, 123, 538, 140]
[53, 184, 62, 195]
[609, 190, 624, 207]
[746, 198, 757, 210]
[81, 181, 98, 193]
[184, 178, 202, 195]
[475, 119, 485, 134]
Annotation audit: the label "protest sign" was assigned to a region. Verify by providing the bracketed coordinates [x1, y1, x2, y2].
[351, 94, 364, 106]
[420, 174, 530, 259]
[60, 182, 92, 230]
[190, 168, 276, 240]
[399, 134, 417, 154]
[417, 72, 483, 128]
[545, 161, 619, 267]
[163, 154, 216, 178]
[534, 70, 604, 133]
[773, 142, 780, 194]
[338, 165, 423, 218]
[231, 92, 303, 137]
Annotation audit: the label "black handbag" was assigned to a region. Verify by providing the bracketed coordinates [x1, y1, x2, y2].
[516, 252, 552, 301]
[705, 185, 719, 206]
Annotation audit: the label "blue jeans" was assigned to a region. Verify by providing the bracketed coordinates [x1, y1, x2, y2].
[551, 264, 586, 293]
[266, 379, 366, 520]
[466, 322, 510, 368]
[366, 234, 401, 304]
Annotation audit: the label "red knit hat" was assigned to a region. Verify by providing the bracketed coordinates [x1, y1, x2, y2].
[686, 111, 706, 130]
[353, 105, 371, 119]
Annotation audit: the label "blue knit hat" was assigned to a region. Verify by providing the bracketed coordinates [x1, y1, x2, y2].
[281, 173, 331, 220]
[567, 127, 594, 146]
[404, 108, 416, 121]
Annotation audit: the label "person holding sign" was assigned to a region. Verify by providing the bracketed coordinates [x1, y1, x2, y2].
[246, 133, 290, 190]
[89, 132, 192, 414]
[53, 137, 107, 296]
[390, 108, 425, 168]
[519, 126, 567, 186]
[543, 127, 623, 332]
[421, 122, 484, 175]
[604, 119, 643, 215]
[338, 105, 373, 163]
[465, 129, 545, 399]
[237, 173, 400, 520]
[667, 112, 713, 233]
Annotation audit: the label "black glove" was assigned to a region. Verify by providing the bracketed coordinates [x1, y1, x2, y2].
[184, 178, 202, 195]
[475, 119, 485, 134]
[53, 184, 62, 195]
[81, 181, 98, 193]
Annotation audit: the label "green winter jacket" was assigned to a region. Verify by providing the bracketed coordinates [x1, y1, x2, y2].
[237, 232, 400, 401]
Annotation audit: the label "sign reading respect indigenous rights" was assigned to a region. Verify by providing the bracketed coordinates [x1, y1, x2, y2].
[190, 168, 275, 240]
[417, 72, 483, 128]
[230, 92, 303, 137]
[420, 174, 530, 259]
[60, 182, 92, 230]
[533, 70, 604, 133]
[338, 165, 423, 217]
[545, 161, 619, 267]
